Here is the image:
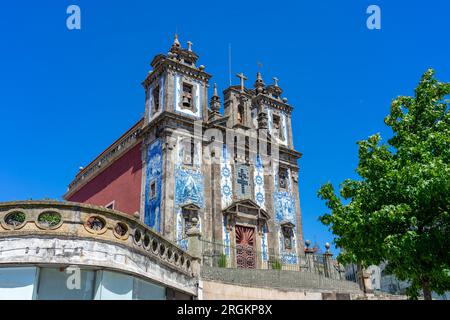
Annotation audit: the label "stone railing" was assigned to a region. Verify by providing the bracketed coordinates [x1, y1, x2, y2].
[0, 200, 196, 278]
[199, 238, 354, 283]
[201, 266, 362, 294]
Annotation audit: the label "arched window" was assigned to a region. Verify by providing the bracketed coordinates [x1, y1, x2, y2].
[152, 84, 160, 112]
[237, 104, 245, 125]
[279, 167, 288, 190]
[182, 82, 194, 111]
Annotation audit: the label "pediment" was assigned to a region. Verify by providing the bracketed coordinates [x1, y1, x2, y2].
[280, 220, 295, 229]
[181, 203, 201, 211]
[223, 198, 270, 220]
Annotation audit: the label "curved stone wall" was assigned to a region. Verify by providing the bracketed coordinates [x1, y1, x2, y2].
[0, 201, 198, 296]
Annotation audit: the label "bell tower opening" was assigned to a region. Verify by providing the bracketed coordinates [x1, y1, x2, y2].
[152, 84, 160, 112]
[279, 167, 288, 190]
[182, 82, 194, 111]
[237, 104, 245, 125]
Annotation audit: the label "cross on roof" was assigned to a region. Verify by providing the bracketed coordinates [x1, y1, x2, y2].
[236, 73, 248, 92]
[273, 77, 279, 87]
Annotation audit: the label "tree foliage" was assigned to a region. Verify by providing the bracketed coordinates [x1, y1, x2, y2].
[318, 69, 450, 299]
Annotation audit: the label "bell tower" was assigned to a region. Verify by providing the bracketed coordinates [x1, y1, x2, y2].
[223, 73, 253, 129]
[141, 35, 212, 242]
[142, 34, 212, 123]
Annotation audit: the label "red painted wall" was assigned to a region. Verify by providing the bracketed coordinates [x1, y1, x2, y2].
[67, 143, 143, 215]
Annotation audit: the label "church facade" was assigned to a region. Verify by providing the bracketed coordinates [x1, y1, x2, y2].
[64, 35, 304, 269]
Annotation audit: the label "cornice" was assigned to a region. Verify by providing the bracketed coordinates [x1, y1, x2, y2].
[143, 56, 212, 87]
[64, 119, 144, 199]
[253, 94, 293, 113]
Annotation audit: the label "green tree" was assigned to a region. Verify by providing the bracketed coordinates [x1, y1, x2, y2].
[318, 69, 450, 300]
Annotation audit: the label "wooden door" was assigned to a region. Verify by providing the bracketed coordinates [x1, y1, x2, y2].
[235, 225, 256, 269]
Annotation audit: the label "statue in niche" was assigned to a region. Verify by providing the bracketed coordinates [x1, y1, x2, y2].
[281, 221, 295, 251]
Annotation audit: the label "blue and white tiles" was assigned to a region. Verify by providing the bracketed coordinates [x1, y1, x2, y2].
[220, 145, 233, 209]
[273, 163, 298, 264]
[144, 139, 163, 232]
[261, 224, 269, 262]
[254, 154, 266, 209]
[222, 216, 231, 258]
[174, 137, 204, 249]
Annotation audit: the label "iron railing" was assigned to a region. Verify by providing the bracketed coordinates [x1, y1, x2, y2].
[200, 239, 357, 282]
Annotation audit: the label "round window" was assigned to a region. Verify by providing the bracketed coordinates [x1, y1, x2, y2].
[4, 212, 26, 228]
[114, 222, 128, 238]
[85, 216, 106, 232]
[37, 212, 62, 228]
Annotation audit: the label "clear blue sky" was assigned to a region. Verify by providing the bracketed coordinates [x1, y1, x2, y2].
[1, 1, 449, 254]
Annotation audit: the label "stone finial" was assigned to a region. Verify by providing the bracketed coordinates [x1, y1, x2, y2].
[209, 83, 221, 113]
[171, 33, 181, 50]
[254, 71, 265, 94]
[187, 41, 193, 51]
[173, 34, 180, 46]
[325, 242, 332, 255]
